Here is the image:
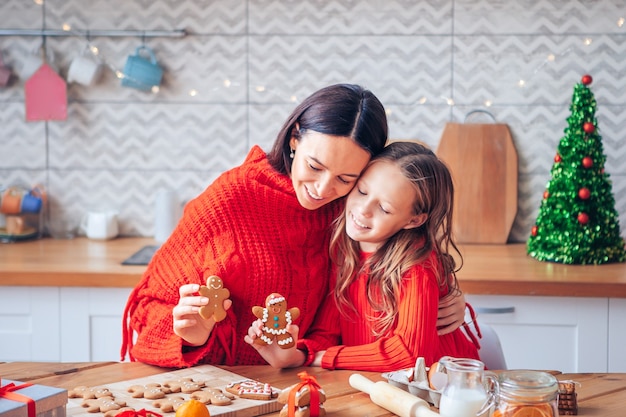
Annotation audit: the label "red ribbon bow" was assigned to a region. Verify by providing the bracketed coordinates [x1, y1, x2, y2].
[288, 371, 322, 417]
[0, 378, 36, 417]
[116, 408, 163, 417]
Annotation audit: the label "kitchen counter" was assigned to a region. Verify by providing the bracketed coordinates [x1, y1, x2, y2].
[1, 237, 626, 297]
[1, 361, 624, 416]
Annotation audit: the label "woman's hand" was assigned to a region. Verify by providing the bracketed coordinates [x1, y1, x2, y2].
[437, 291, 466, 336]
[244, 320, 306, 368]
[173, 283, 232, 346]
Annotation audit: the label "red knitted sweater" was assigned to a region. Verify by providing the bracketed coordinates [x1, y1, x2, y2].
[298, 250, 481, 372]
[121, 146, 341, 368]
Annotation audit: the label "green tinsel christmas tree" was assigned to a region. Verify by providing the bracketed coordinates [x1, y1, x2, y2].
[527, 74, 626, 265]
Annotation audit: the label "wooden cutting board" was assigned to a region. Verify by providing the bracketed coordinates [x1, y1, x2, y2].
[66, 365, 282, 417]
[436, 122, 518, 244]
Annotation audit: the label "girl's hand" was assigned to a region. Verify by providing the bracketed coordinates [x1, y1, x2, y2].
[437, 291, 466, 335]
[244, 321, 306, 368]
[173, 283, 232, 346]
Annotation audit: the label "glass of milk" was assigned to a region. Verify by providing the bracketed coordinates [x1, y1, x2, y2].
[438, 357, 496, 417]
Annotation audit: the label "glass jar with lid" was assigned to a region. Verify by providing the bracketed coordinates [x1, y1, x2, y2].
[493, 370, 559, 417]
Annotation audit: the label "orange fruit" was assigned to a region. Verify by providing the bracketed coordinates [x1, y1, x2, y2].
[175, 399, 210, 417]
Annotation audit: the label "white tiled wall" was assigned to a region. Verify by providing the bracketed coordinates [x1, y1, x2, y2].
[1, 0, 624, 242]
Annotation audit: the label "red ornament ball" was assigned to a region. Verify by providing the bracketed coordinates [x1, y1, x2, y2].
[577, 212, 589, 225]
[582, 156, 593, 168]
[554, 154, 562, 163]
[578, 187, 591, 200]
[581, 74, 593, 85]
[531, 225, 538, 237]
[543, 190, 549, 199]
[583, 122, 595, 133]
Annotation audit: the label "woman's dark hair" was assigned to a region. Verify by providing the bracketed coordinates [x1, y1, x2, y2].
[267, 84, 388, 174]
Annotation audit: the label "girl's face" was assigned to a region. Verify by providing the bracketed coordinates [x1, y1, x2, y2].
[290, 131, 371, 210]
[345, 160, 424, 252]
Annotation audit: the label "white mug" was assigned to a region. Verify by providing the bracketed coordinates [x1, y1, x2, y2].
[19, 47, 55, 81]
[81, 211, 119, 240]
[67, 51, 102, 86]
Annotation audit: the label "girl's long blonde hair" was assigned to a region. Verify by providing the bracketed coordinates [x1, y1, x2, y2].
[329, 141, 462, 336]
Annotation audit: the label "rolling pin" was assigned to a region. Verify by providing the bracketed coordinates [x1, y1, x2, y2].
[349, 373, 440, 417]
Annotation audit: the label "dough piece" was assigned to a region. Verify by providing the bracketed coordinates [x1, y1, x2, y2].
[152, 396, 187, 413]
[163, 377, 205, 393]
[252, 293, 300, 349]
[69, 386, 114, 399]
[277, 383, 327, 407]
[127, 383, 171, 399]
[225, 379, 278, 400]
[82, 397, 127, 413]
[198, 275, 230, 322]
[190, 388, 235, 406]
[279, 404, 326, 417]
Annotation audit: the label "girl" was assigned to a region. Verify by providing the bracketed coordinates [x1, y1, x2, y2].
[246, 141, 480, 372]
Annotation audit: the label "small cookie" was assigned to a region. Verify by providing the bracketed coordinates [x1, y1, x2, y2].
[252, 293, 300, 349]
[163, 378, 205, 394]
[279, 404, 326, 417]
[198, 275, 230, 321]
[82, 397, 127, 413]
[191, 388, 235, 406]
[277, 383, 327, 407]
[225, 379, 278, 400]
[127, 383, 171, 399]
[69, 386, 114, 399]
[153, 396, 187, 413]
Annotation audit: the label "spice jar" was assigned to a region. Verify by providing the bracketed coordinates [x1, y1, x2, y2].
[493, 370, 559, 417]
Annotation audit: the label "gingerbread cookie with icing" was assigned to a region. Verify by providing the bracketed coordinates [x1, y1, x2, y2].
[225, 379, 279, 401]
[198, 275, 230, 322]
[252, 293, 300, 349]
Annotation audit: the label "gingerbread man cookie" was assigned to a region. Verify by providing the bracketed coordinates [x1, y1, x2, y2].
[152, 396, 187, 413]
[127, 383, 171, 399]
[190, 388, 235, 406]
[163, 377, 205, 394]
[82, 397, 127, 413]
[198, 275, 230, 322]
[252, 293, 300, 349]
[69, 386, 114, 399]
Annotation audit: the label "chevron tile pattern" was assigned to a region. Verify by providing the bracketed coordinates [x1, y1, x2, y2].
[455, 0, 626, 35]
[249, 0, 453, 35]
[1, 0, 625, 244]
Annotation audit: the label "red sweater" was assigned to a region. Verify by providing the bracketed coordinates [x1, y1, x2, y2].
[298, 250, 480, 372]
[121, 146, 341, 368]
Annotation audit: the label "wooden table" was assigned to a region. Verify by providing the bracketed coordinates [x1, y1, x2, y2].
[1, 362, 625, 416]
[2, 237, 626, 297]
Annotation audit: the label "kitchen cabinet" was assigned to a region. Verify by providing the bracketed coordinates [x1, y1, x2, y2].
[467, 295, 608, 373]
[0, 286, 129, 362]
[60, 287, 131, 362]
[0, 287, 61, 361]
[608, 298, 626, 372]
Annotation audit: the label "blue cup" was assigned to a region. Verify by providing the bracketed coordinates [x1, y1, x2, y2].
[20, 193, 42, 213]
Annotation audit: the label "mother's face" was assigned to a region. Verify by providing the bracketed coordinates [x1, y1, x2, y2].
[289, 131, 371, 210]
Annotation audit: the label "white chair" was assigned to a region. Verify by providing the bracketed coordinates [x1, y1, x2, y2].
[476, 321, 507, 370]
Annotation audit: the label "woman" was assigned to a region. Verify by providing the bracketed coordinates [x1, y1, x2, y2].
[121, 84, 466, 368]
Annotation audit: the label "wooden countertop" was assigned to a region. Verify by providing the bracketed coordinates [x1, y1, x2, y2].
[1, 361, 624, 416]
[1, 237, 626, 297]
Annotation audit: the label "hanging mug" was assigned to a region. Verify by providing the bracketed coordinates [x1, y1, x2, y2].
[19, 47, 56, 81]
[0, 51, 12, 87]
[120, 46, 163, 92]
[67, 46, 102, 86]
